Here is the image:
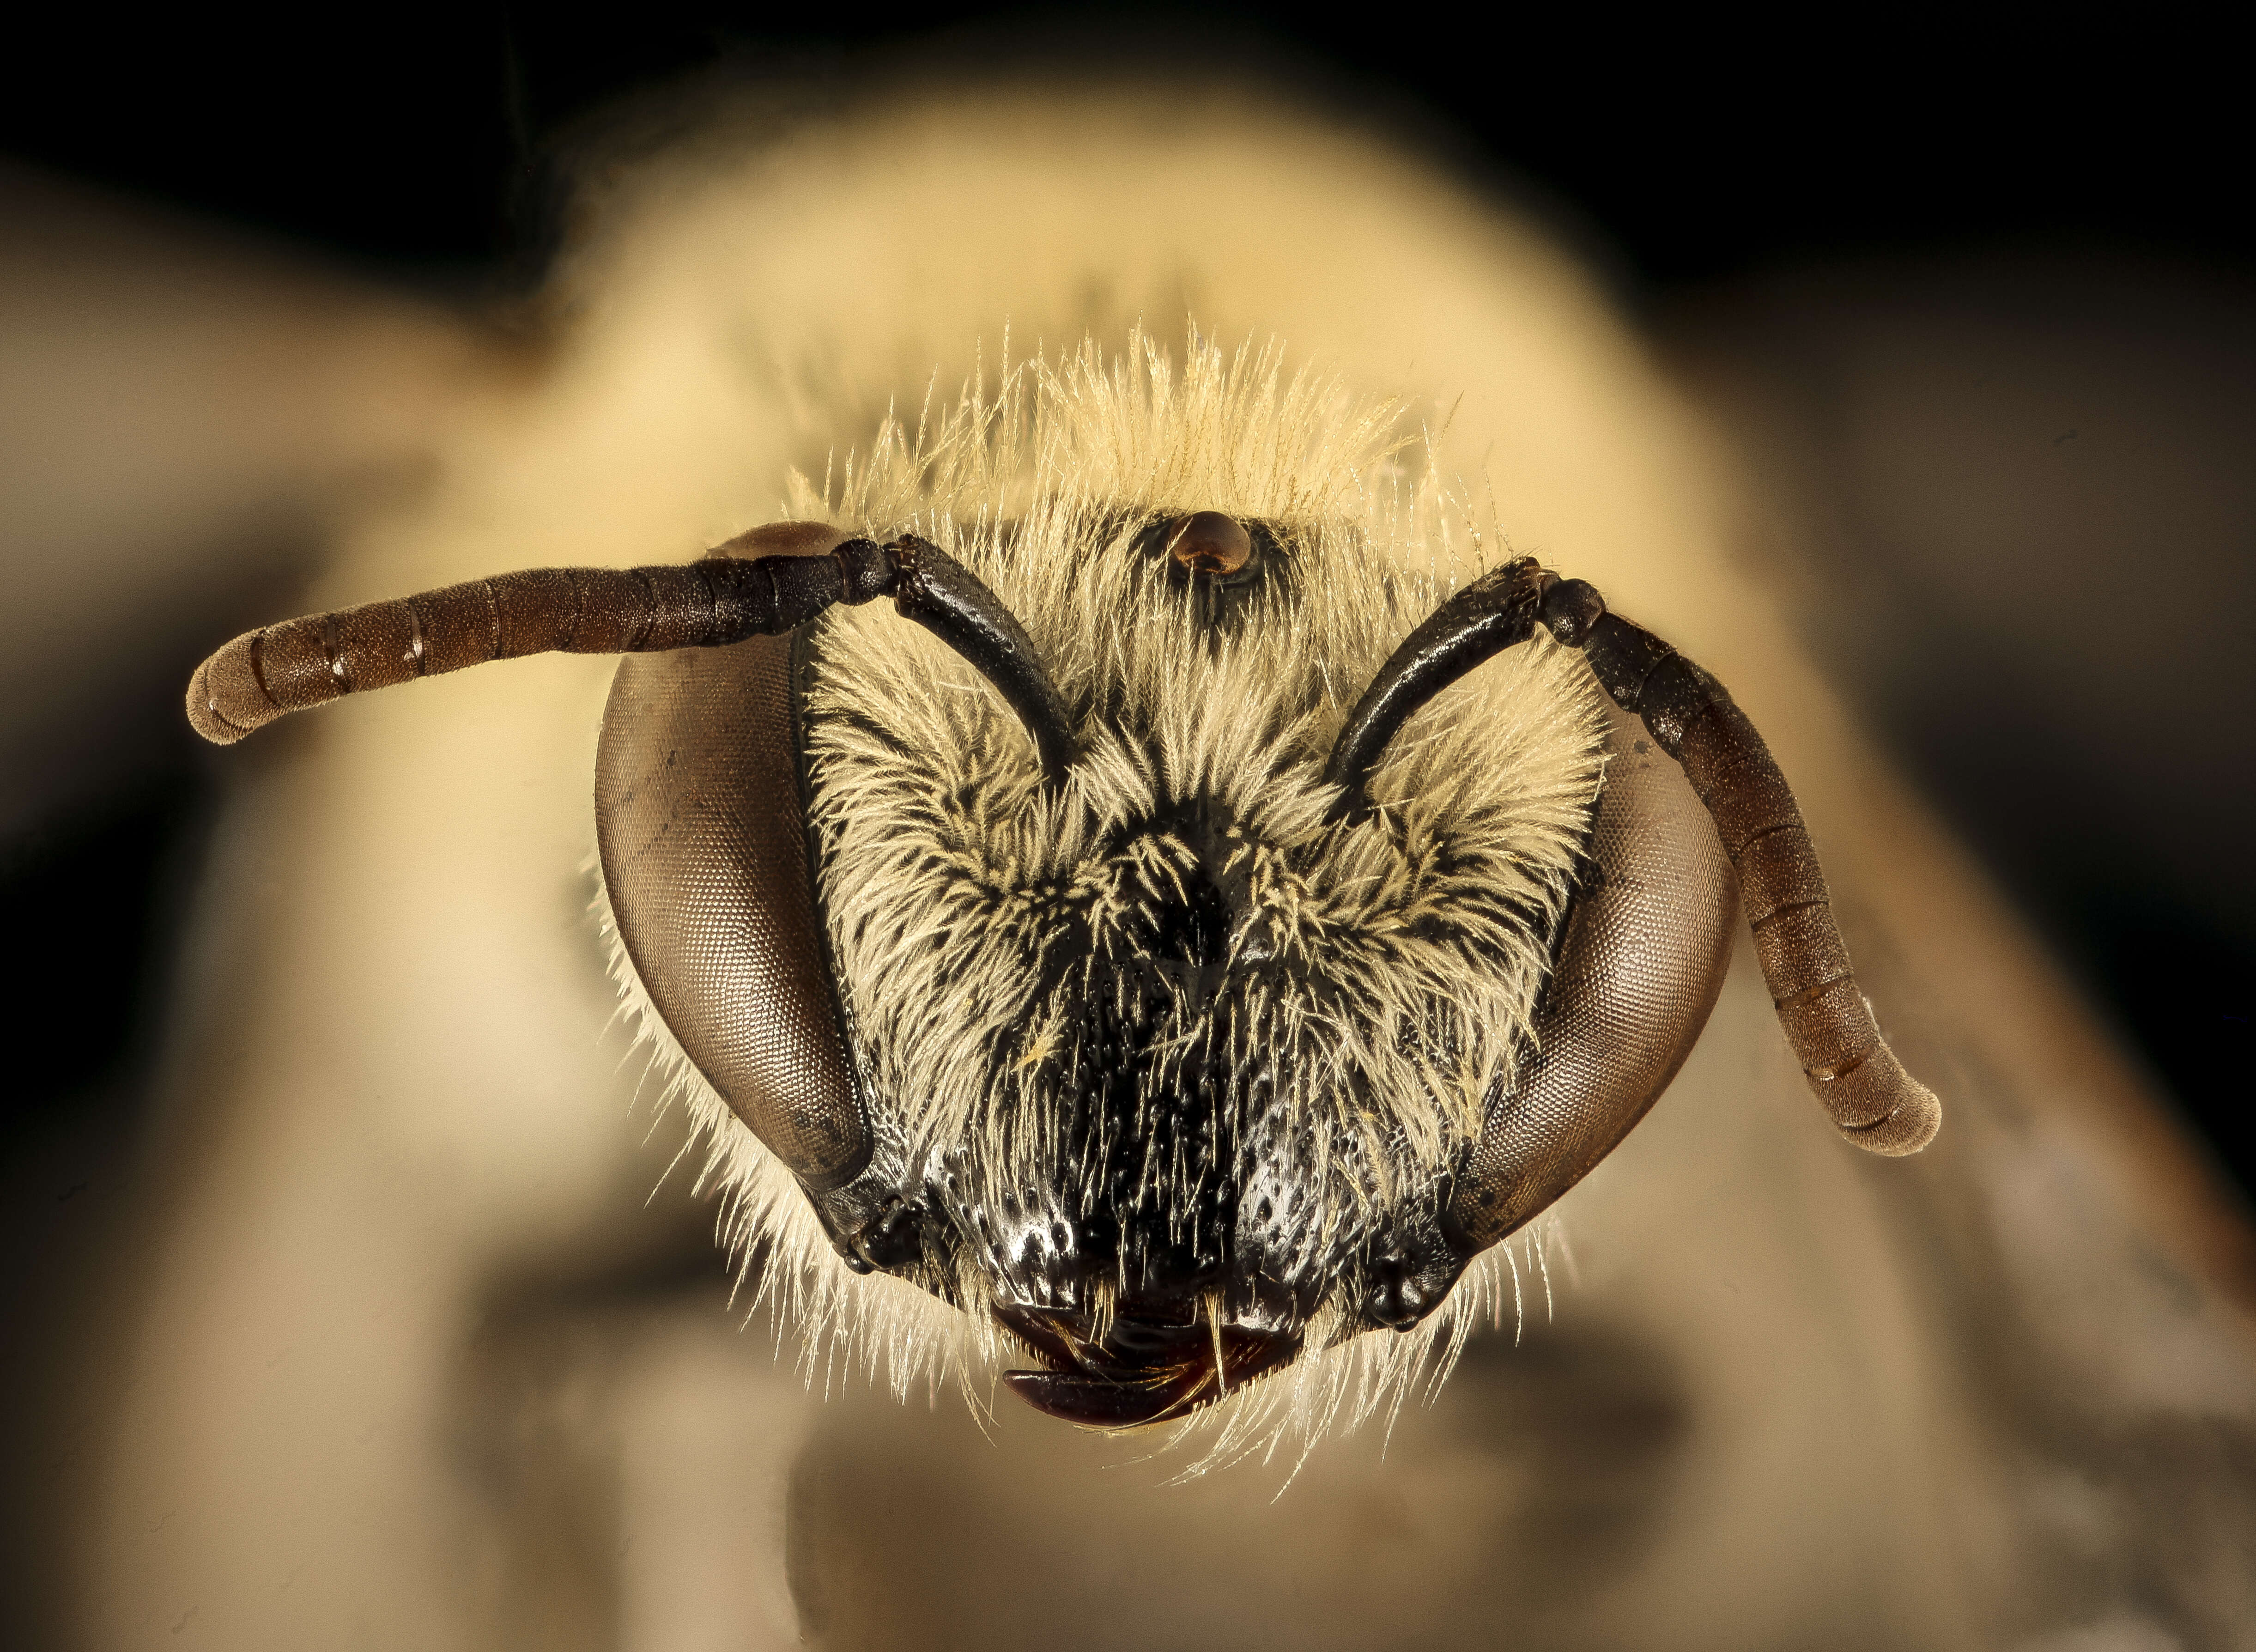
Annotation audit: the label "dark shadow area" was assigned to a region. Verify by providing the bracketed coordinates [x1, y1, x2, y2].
[0, 771, 216, 1652]
[0, 772, 211, 1120]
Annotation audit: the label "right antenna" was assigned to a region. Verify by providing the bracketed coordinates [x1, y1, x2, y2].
[1331, 560, 1942, 1156]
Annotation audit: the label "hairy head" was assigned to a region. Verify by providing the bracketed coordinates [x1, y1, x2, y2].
[610, 330, 1606, 1461]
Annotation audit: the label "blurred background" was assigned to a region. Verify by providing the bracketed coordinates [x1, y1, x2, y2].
[2, 4, 2250, 1640]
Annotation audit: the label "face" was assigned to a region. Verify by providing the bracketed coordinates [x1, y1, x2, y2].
[796, 503, 1602, 1426]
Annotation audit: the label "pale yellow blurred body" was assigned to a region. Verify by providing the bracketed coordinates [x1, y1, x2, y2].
[18, 78, 2254, 1651]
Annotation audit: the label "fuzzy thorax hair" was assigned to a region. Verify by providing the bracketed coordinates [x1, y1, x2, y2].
[606, 330, 1607, 1469]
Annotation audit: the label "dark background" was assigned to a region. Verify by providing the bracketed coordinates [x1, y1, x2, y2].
[2, 5, 2249, 1189]
[6, 7, 2246, 293]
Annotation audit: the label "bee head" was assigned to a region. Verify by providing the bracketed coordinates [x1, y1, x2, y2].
[741, 472, 1603, 1430]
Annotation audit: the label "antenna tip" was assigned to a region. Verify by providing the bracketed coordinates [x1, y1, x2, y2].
[185, 633, 275, 746]
[1813, 1042, 1942, 1156]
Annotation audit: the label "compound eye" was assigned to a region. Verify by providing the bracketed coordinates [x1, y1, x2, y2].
[594, 525, 871, 1191]
[1447, 703, 1738, 1249]
[1166, 511, 1253, 579]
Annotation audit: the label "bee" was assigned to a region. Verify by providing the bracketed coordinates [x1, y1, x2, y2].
[185, 334, 1937, 1456]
